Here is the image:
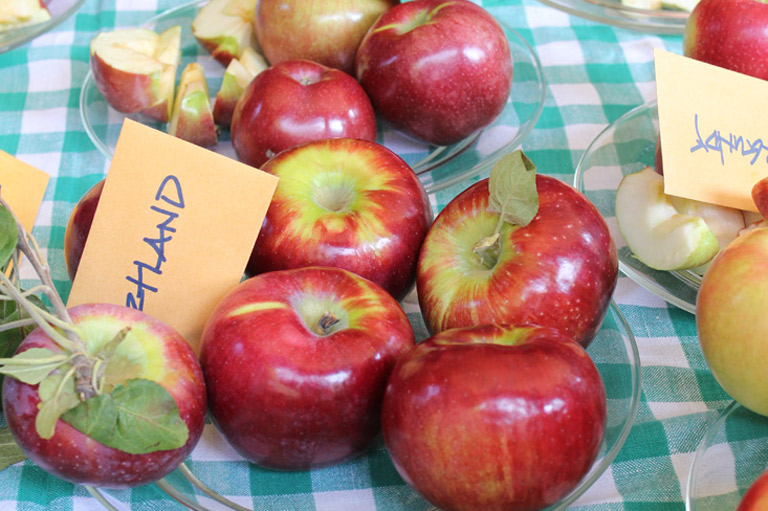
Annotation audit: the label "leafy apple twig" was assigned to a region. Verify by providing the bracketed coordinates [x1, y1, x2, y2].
[0, 190, 188, 454]
[473, 149, 539, 269]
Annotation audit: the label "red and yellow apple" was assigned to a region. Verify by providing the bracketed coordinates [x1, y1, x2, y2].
[200, 266, 415, 470]
[253, 0, 399, 75]
[90, 26, 181, 123]
[382, 323, 606, 510]
[231, 59, 377, 168]
[356, 0, 512, 146]
[247, 137, 432, 302]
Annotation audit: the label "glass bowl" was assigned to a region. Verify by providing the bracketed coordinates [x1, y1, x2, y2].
[574, 99, 700, 314]
[79, 0, 546, 195]
[85, 301, 640, 510]
[0, 0, 86, 54]
[533, 0, 690, 35]
[686, 401, 768, 510]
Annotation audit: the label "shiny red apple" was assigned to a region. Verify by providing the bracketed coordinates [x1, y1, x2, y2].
[382, 323, 606, 510]
[416, 153, 618, 347]
[247, 137, 432, 301]
[684, 0, 768, 81]
[200, 266, 415, 470]
[64, 179, 104, 282]
[356, 0, 512, 146]
[739, 468, 768, 510]
[231, 59, 377, 168]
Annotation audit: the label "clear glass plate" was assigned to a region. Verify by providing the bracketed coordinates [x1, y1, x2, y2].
[574, 99, 699, 314]
[79, 0, 546, 195]
[686, 401, 768, 511]
[88, 301, 641, 510]
[534, 0, 690, 35]
[0, 0, 86, 54]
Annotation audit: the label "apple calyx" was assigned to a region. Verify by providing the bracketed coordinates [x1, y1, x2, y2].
[0, 193, 188, 453]
[472, 150, 539, 269]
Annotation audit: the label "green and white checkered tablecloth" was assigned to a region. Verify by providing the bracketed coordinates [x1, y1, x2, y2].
[0, 0, 762, 509]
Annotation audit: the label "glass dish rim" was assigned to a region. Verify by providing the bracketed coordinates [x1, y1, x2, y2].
[0, 0, 87, 54]
[534, 0, 689, 35]
[78, 0, 547, 195]
[573, 98, 698, 315]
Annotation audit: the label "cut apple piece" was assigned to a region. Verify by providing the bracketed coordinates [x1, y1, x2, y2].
[212, 47, 268, 128]
[168, 62, 218, 147]
[661, 0, 700, 11]
[0, 0, 51, 32]
[90, 26, 181, 122]
[615, 166, 719, 271]
[191, 0, 258, 66]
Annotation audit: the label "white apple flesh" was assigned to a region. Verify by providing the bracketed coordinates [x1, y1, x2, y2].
[212, 47, 268, 128]
[90, 26, 181, 122]
[191, 0, 257, 66]
[615, 166, 719, 271]
[0, 0, 50, 31]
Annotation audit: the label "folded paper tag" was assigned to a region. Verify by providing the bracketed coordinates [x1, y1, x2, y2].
[655, 48, 768, 212]
[0, 150, 50, 232]
[67, 119, 279, 353]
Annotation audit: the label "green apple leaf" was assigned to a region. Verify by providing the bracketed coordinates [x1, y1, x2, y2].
[61, 379, 188, 454]
[0, 428, 26, 472]
[0, 348, 69, 385]
[36, 367, 79, 439]
[0, 205, 18, 271]
[488, 149, 539, 228]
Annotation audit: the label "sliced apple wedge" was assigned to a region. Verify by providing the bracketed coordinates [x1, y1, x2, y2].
[191, 0, 258, 66]
[616, 166, 720, 271]
[212, 47, 268, 128]
[90, 26, 181, 122]
[0, 0, 51, 32]
[168, 62, 218, 147]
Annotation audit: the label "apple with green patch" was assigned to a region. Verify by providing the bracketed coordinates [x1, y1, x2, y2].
[168, 62, 218, 147]
[212, 47, 268, 128]
[247, 137, 432, 301]
[200, 266, 415, 470]
[696, 177, 768, 417]
[615, 166, 744, 272]
[0, 199, 206, 488]
[191, 0, 257, 66]
[416, 150, 617, 347]
[90, 26, 181, 123]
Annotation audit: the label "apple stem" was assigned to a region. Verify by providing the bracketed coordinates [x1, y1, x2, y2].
[317, 312, 340, 335]
[472, 232, 501, 270]
[0, 193, 96, 398]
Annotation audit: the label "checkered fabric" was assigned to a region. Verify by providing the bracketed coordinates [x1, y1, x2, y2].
[0, 0, 760, 510]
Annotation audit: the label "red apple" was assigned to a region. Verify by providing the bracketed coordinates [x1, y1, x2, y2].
[191, 0, 257, 66]
[246, 137, 432, 301]
[0, 0, 50, 31]
[417, 152, 618, 347]
[253, 0, 399, 75]
[90, 26, 181, 123]
[200, 266, 415, 470]
[356, 0, 512, 146]
[167, 62, 218, 147]
[231, 59, 377, 168]
[2, 303, 207, 488]
[64, 179, 104, 282]
[739, 469, 768, 510]
[683, 0, 768, 81]
[382, 323, 607, 510]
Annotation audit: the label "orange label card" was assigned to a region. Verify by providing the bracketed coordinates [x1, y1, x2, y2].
[655, 48, 768, 212]
[0, 150, 49, 232]
[67, 119, 279, 353]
